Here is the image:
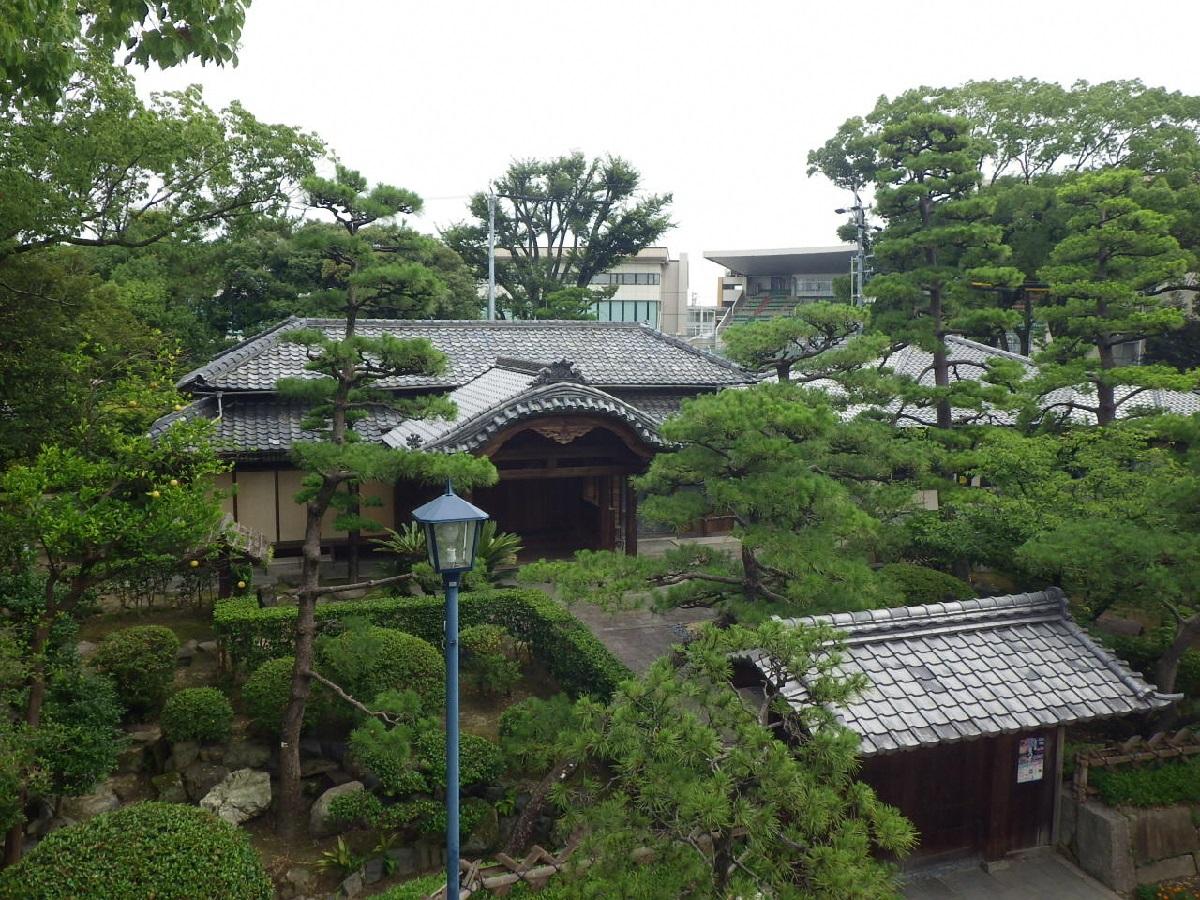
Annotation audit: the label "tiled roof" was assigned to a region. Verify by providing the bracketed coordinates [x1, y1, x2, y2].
[758, 590, 1175, 756]
[178, 318, 751, 392]
[797, 335, 1200, 426]
[382, 371, 668, 454]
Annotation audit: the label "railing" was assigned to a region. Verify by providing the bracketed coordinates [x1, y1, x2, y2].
[1073, 727, 1200, 802]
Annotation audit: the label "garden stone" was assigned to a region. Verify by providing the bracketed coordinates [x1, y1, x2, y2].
[151, 771, 188, 803]
[361, 858, 383, 884]
[309, 780, 363, 838]
[338, 871, 363, 898]
[199, 745, 226, 763]
[224, 740, 271, 770]
[58, 781, 119, 822]
[199, 768, 272, 825]
[75, 640, 98, 661]
[386, 846, 417, 877]
[108, 773, 151, 803]
[176, 638, 199, 661]
[182, 761, 229, 802]
[1074, 800, 1134, 894]
[285, 867, 315, 893]
[197, 639, 219, 654]
[169, 740, 200, 771]
[44, 817, 75, 835]
[300, 756, 339, 779]
[1135, 852, 1197, 885]
[1130, 805, 1198, 864]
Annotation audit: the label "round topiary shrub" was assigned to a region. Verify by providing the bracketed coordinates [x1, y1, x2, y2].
[91, 625, 180, 716]
[317, 626, 444, 711]
[0, 802, 272, 899]
[161, 687, 234, 743]
[878, 562, 975, 607]
[242, 655, 303, 735]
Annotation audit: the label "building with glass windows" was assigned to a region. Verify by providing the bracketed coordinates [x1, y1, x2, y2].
[704, 245, 856, 329]
[588, 246, 693, 335]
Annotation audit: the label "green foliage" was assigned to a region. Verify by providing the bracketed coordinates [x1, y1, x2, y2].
[376, 520, 522, 585]
[877, 563, 975, 606]
[1099, 630, 1200, 698]
[1033, 169, 1196, 426]
[213, 588, 631, 699]
[373, 874, 444, 900]
[0, 803, 271, 899]
[499, 694, 580, 777]
[317, 624, 444, 713]
[91, 625, 180, 717]
[461, 624, 521, 696]
[552, 621, 914, 897]
[161, 687, 234, 743]
[417, 730, 503, 790]
[36, 667, 124, 795]
[524, 384, 929, 616]
[1091, 756, 1200, 807]
[241, 656, 313, 736]
[443, 152, 673, 319]
[314, 836, 362, 877]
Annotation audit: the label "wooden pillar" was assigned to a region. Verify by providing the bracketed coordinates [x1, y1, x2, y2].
[624, 477, 637, 557]
[984, 735, 1013, 861]
[216, 548, 233, 599]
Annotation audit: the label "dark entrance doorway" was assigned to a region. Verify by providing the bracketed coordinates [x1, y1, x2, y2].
[475, 417, 651, 557]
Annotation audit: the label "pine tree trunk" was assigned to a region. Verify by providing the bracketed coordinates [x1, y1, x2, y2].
[1156, 613, 1200, 695]
[276, 481, 337, 839]
[1097, 341, 1117, 426]
[741, 544, 761, 602]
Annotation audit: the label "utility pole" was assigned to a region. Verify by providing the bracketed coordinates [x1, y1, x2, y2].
[486, 191, 496, 321]
[836, 190, 868, 307]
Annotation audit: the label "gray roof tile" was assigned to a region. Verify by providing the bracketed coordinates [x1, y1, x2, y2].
[757, 589, 1177, 756]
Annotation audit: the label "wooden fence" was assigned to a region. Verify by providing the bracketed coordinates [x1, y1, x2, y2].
[1073, 727, 1200, 801]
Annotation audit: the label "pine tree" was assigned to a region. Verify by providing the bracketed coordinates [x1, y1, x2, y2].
[273, 165, 494, 838]
[1035, 168, 1194, 425]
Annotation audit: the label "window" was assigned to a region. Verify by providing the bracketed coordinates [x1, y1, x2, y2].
[592, 300, 661, 328]
[591, 271, 660, 286]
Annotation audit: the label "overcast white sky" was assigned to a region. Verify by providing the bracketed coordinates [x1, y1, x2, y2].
[134, 0, 1200, 305]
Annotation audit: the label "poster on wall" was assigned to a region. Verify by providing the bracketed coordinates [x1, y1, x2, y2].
[1016, 736, 1046, 783]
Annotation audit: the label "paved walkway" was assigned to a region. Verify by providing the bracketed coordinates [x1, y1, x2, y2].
[569, 601, 717, 674]
[902, 848, 1119, 899]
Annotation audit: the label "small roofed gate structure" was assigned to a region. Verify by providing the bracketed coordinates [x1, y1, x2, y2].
[751, 590, 1176, 864]
[386, 359, 666, 555]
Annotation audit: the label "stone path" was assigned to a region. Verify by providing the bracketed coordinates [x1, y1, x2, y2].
[902, 848, 1120, 899]
[569, 601, 718, 674]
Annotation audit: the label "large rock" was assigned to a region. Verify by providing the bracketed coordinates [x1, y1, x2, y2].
[58, 781, 119, 823]
[462, 799, 500, 856]
[1135, 852, 1197, 885]
[1074, 800, 1135, 895]
[309, 781, 364, 838]
[107, 773, 151, 804]
[151, 771, 188, 803]
[182, 761, 229, 802]
[199, 769, 272, 825]
[169, 740, 200, 772]
[75, 640, 98, 661]
[117, 723, 165, 774]
[1130, 805, 1199, 864]
[224, 740, 271, 770]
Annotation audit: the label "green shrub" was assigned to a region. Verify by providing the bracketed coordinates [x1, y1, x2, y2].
[214, 588, 631, 700]
[462, 624, 521, 696]
[1091, 755, 1200, 807]
[317, 624, 444, 713]
[499, 694, 579, 776]
[348, 717, 427, 797]
[374, 874, 444, 899]
[161, 687, 233, 743]
[91, 624, 180, 716]
[36, 667, 124, 795]
[416, 730, 503, 789]
[0, 803, 271, 899]
[878, 563, 976, 607]
[1100, 628, 1200, 698]
[242, 656, 306, 736]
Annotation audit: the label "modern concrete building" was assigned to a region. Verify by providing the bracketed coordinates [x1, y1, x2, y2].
[587, 247, 692, 336]
[705, 245, 856, 328]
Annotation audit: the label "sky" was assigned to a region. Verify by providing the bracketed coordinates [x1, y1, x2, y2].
[134, 0, 1200, 305]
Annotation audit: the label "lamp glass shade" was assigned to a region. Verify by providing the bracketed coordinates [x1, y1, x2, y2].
[411, 483, 489, 574]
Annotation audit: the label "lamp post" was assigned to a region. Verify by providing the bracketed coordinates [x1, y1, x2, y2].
[835, 191, 869, 308]
[412, 482, 489, 900]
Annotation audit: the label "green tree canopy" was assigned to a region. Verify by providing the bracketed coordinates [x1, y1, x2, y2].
[443, 153, 673, 319]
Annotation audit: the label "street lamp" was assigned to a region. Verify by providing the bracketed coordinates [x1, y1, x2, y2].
[412, 481, 489, 900]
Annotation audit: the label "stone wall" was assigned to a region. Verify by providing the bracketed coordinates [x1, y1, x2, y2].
[1059, 791, 1200, 895]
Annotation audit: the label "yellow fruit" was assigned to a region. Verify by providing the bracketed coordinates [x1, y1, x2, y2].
[127, 399, 138, 407]
[148, 490, 161, 499]
[237, 580, 247, 589]
[169, 479, 180, 487]
[189, 560, 200, 568]
[173, 404, 184, 412]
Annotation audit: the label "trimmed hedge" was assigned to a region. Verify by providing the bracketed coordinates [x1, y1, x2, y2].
[161, 687, 234, 743]
[1092, 755, 1200, 807]
[0, 802, 271, 899]
[215, 589, 631, 699]
[878, 563, 975, 606]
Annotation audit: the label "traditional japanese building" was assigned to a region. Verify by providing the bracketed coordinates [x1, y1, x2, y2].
[752, 590, 1176, 863]
[153, 318, 753, 557]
